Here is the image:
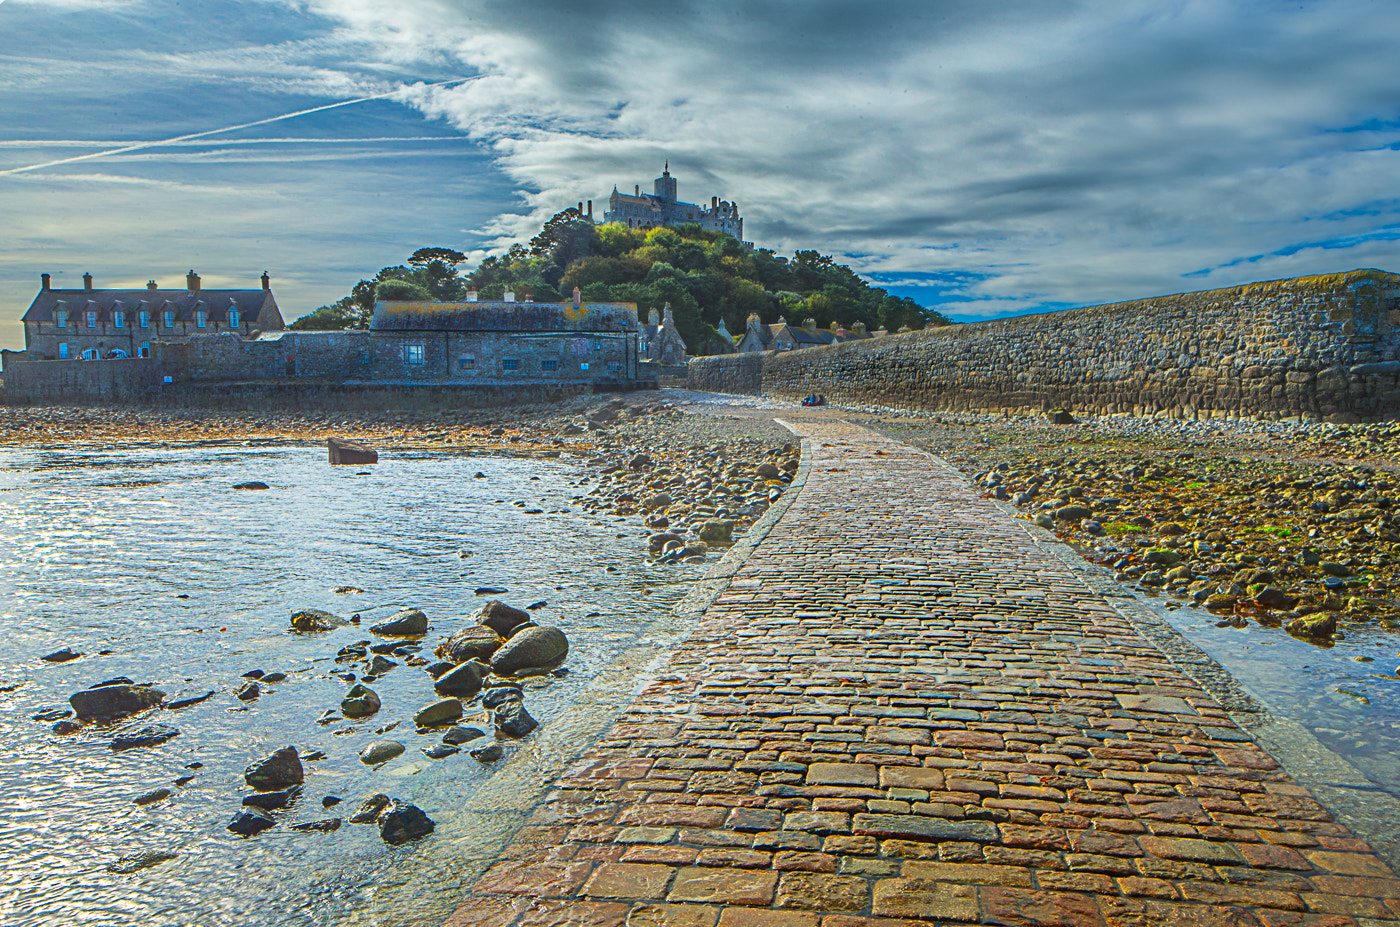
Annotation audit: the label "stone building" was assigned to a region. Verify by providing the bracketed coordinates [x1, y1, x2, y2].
[640, 304, 688, 364]
[17, 270, 283, 361]
[736, 314, 873, 353]
[602, 165, 748, 244]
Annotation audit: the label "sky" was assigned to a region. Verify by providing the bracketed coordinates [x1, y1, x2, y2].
[2, 0, 1400, 350]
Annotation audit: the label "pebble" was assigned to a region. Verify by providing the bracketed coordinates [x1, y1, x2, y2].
[359, 741, 405, 765]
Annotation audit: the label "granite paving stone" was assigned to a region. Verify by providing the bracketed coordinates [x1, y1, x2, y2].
[448, 421, 1400, 926]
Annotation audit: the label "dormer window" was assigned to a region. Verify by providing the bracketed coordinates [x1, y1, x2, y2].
[228, 307, 240, 328]
[164, 310, 176, 328]
[139, 311, 150, 329]
[54, 308, 68, 329]
[196, 310, 207, 329]
[86, 311, 98, 329]
[113, 309, 125, 328]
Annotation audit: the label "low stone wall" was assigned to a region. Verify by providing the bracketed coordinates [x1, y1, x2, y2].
[688, 269, 1400, 421]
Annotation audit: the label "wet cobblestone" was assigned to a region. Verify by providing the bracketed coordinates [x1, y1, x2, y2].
[448, 422, 1400, 927]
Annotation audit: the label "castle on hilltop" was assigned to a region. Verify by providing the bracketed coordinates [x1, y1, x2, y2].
[599, 165, 749, 245]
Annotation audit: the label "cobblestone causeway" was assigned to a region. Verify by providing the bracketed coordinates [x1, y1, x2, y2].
[447, 422, 1400, 927]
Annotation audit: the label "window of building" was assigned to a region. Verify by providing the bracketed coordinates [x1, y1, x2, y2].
[404, 343, 425, 365]
[540, 358, 558, 371]
[139, 311, 150, 329]
[196, 310, 207, 329]
[502, 358, 520, 371]
[86, 311, 98, 329]
[113, 310, 125, 328]
[81, 348, 100, 360]
[608, 360, 623, 373]
[58, 343, 69, 359]
[458, 356, 475, 371]
[592, 339, 602, 351]
[164, 311, 176, 328]
[228, 308, 240, 328]
[55, 308, 68, 329]
[359, 351, 372, 365]
[580, 362, 589, 371]
[140, 342, 151, 358]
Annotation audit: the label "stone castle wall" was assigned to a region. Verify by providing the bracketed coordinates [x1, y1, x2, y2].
[687, 270, 1400, 422]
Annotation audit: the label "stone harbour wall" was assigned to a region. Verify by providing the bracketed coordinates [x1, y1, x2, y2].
[687, 269, 1400, 422]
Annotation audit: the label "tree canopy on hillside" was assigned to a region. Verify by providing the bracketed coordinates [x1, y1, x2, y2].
[295, 215, 949, 349]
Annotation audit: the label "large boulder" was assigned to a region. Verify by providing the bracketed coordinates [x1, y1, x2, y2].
[433, 661, 483, 698]
[70, 684, 165, 723]
[489, 626, 568, 675]
[697, 520, 735, 545]
[290, 609, 348, 632]
[328, 437, 378, 466]
[435, 626, 503, 663]
[379, 802, 435, 845]
[371, 609, 427, 637]
[476, 600, 531, 637]
[245, 746, 304, 790]
[340, 684, 381, 717]
[349, 793, 390, 824]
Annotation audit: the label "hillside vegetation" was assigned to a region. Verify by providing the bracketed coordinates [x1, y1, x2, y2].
[293, 210, 949, 351]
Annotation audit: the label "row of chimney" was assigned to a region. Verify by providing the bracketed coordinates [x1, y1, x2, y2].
[40, 271, 273, 293]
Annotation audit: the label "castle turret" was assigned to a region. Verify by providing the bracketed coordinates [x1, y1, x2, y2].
[654, 162, 677, 202]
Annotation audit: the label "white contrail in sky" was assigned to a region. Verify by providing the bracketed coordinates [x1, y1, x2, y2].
[0, 77, 473, 177]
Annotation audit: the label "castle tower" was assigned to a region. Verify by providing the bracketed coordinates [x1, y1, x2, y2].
[653, 162, 677, 202]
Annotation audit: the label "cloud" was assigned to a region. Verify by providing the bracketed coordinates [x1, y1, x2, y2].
[298, 0, 1400, 316]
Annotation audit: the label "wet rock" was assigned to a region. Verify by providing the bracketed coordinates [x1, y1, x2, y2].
[1320, 561, 1351, 577]
[481, 686, 523, 709]
[423, 744, 460, 759]
[302, 750, 326, 762]
[648, 532, 684, 554]
[756, 462, 781, 480]
[1286, 612, 1338, 640]
[490, 626, 568, 675]
[1143, 548, 1182, 566]
[349, 793, 390, 824]
[628, 453, 652, 470]
[111, 724, 181, 751]
[413, 698, 463, 728]
[470, 742, 504, 762]
[228, 809, 275, 837]
[340, 684, 380, 717]
[379, 801, 434, 845]
[233, 481, 270, 490]
[1047, 409, 1077, 425]
[134, 788, 172, 806]
[1034, 513, 1054, 529]
[698, 519, 735, 545]
[51, 720, 82, 734]
[366, 655, 398, 676]
[443, 725, 487, 745]
[334, 585, 364, 594]
[1206, 594, 1238, 611]
[371, 609, 427, 637]
[424, 661, 455, 678]
[433, 661, 483, 698]
[321, 795, 342, 808]
[1055, 504, 1093, 521]
[474, 586, 507, 595]
[235, 681, 261, 701]
[492, 701, 538, 738]
[1253, 586, 1298, 609]
[107, 850, 178, 874]
[292, 818, 342, 832]
[165, 691, 215, 711]
[359, 741, 404, 765]
[245, 746, 303, 790]
[290, 609, 348, 632]
[261, 672, 286, 684]
[328, 437, 378, 465]
[71, 684, 165, 723]
[243, 786, 299, 810]
[33, 707, 71, 722]
[476, 600, 531, 637]
[41, 647, 82, 663]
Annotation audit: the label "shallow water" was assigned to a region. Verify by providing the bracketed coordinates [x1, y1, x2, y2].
[0, 445, 702, 927]
[1142, 596, 1400, 800]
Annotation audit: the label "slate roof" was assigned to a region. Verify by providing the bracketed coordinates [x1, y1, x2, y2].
[371, 300, 639, 333]
[23, 289, 281, 326]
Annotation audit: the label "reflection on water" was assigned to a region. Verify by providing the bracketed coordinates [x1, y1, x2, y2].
[0, 446, 701, 927]
[1143, 597, 1400, 799]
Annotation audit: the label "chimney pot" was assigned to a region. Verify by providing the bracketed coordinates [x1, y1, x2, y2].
[635, 184, 640, 196]
[586, 199, 593, 219]
[40, 273, 51, 291]
[147, 280, 158, 290]
[186, 270, 201, 292]
[577, 202, 583, 215]
[261, 271, 270, 291]
[83, 272, 93, 292]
